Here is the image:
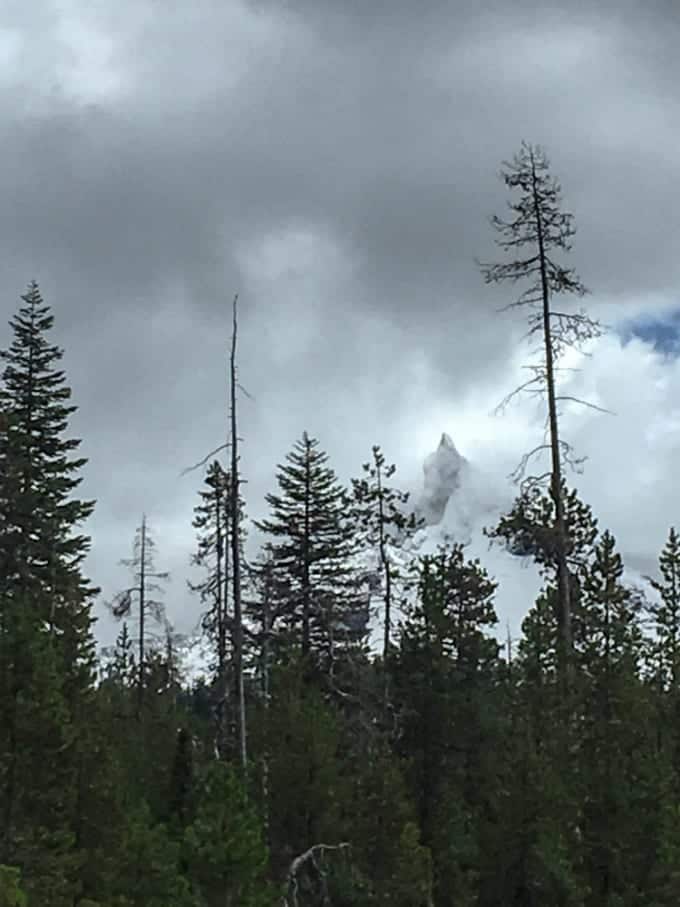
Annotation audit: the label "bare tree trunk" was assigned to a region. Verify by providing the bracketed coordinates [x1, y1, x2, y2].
[138, 513, 146, 711]
[302, 434, 312, 658]
[230, 295, 247, 771]
[215, 479, 229, 759]
[261, 561, 272, 844]
[376, 463, 392, 708]
[531, 151, 572, 673]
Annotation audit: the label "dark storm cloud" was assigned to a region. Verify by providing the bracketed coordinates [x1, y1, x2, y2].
[0, 0, 677, 636]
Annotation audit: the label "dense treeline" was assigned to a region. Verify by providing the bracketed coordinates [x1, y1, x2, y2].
[3, 149, 680, 905]
[3, 287, 680, 907]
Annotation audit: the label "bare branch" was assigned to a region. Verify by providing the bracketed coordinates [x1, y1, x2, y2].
[237, 381, 255, 401]
[180, 443, 230, 477]
[555, 395, 616, 416]
[284, 843, 351, 907]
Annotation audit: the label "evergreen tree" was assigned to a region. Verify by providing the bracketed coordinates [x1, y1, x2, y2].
[189, 460, 246, 759]
[479, 142, 601, 670]
[351, 445, 421, 703]
[110, 514, 169, 704]
[488, 482, 599, 637]
[646, 527, 680, 691]
[0, 283, 98, 901]
[0, 281, 97, 628]
[394, 545, 500, 907]
[255, 432, 364, 678]
[184, 761, 273, 906]
[575, 531, 647, 905]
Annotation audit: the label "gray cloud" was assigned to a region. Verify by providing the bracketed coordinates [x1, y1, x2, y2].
[0, 0, 677, 639]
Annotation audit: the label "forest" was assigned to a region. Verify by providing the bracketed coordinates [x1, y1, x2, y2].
[2, 144, 680, 907]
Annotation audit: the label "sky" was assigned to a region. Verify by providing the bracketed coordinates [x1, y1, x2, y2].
[0, 0, 678, 645]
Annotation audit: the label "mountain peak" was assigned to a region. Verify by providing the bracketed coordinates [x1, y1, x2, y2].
[418, 432, 467, 525]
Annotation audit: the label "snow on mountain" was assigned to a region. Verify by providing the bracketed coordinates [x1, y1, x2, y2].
[399, 433, 543, 645]
[103, 433, 661, 685]
[418, 433, 468, 525]
[171, 433, 548, 683]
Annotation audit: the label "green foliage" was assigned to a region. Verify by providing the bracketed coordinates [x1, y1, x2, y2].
[0, 866, 26, 907]
[184, 762, 273, 906]
[255, 432, 364, 671]
[394, 544, 500, 907]
[6, 278, 680, 906]
[111, 802, 194, 907]
[351, 444, 423, 666]
[646, 527, 680, 689]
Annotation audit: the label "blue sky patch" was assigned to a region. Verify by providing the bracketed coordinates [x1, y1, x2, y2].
[619, 308, 680, 355]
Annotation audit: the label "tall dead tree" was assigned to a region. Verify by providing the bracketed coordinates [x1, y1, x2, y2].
[479, 141, 602, 675]
[230, 294, 247, 771]
[110, 514, 169, 710]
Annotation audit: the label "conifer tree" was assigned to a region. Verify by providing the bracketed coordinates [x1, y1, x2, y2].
[488, 481, 599, 630]
[479, 142, 601, 672]
[191, 461, 232, 672]
[0, 282, 96, 620]
[576, 531, 647, 905]
[255, 432, 364, 678]
[0, 283, 98, 896]
[110, 514, 169, 705]
[646, 527, 680, 691]
[351, 445, 421, 702]
[189, 460, 245, 758]
[184, 761, 272, 906]
[394, 545, 500, 906]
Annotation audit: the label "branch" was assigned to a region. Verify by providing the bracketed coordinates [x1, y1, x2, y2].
[493, 372, 544, 414]
[179, 442, 230, 477]
[237, 381, 255, 401]
[555, 395, 616, 416]
[509, 444, 551, 484]
[284, 843, 351, 907]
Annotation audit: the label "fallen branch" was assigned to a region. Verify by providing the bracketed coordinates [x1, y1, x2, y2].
[283, 842, 351, 907]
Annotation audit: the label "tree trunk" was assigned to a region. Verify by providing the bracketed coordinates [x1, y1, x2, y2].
[138, 514, 146, 712]
[531, 150, 572, 676]
[230, 295, 247, 771]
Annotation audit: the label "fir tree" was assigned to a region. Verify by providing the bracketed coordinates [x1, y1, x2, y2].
[0, 283, 97, 898]
[351, 444, 422, 703]
[189, 459, 247, 759]
[110, 514, 169, 705]
[255, 432, 364, 678]
[575, 531, 647, 905]
[488, 482, 599, 635]
[0, 282, 96, 627]
[646, 527, 680, 691]
[479, 143, 602, 671]
[394, 545, 500, 907]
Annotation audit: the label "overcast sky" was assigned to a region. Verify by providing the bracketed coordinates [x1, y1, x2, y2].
[0, 0, 678, 644]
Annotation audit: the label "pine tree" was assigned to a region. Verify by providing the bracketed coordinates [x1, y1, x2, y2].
[0, 283, 98, 899]
[0, 281, 96, 626]
[110, 514, 169, 707]
[255, 432, 364, 679]
[189, 460, 245, 758]
[646, 527, 680, 691]
[183, 761, 273, 906]
[479, 143, 602, 673]
[575, 531, 647, 905]
[351, 444, 421, 703]
[488, 482, 599, 635]
[394, 545, 500, 906]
